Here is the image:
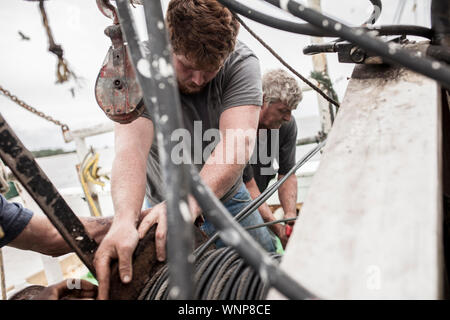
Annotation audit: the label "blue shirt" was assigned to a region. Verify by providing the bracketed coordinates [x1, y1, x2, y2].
[0, 194, 33, 247]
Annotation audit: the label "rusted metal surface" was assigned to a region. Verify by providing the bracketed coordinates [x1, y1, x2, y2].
[109, 225, 210, 300]
[95, 19, 143, 124]
[0, 113, 98, 275]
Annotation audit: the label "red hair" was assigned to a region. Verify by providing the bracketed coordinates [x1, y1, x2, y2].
[166, 0, 240, 70]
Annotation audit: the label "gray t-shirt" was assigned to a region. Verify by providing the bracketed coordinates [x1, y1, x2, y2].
[243, 118, 298, 192]
[141, 41, 263, 204]
[0, 194, 33, 248]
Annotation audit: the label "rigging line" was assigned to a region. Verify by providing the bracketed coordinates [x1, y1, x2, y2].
[235, 14, 340, 108]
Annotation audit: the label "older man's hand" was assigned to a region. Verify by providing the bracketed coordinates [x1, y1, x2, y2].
[34, 279, 97, 300]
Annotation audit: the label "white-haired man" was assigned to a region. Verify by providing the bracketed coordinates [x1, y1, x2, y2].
[243, 69, 303, 249]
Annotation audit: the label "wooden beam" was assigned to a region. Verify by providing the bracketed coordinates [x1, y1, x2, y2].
[268, 64, 444, 299]
[63, 122, 114, 143]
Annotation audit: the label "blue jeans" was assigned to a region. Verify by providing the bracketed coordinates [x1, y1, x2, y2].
[199, 184, 277, 253]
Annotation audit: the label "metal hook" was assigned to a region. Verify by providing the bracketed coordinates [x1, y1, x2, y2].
[97, 0, 119, 24]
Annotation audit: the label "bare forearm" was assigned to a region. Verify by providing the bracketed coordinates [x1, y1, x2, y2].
[9, 215, 113, 257]
[111, 151, 147, 226]
[199, 136, 252, 204]
[200, 163, 243, 201]
[191, 105, 259, 217]
[278, 174, 298, 217]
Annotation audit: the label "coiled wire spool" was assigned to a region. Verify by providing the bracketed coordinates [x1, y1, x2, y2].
[206, 251, 241, 300]
[219, 259, 245, 300]
[194, 249, 225, 298]
[201, 249, 239, 299]
[236, 266, 253, 300]
[137, 264, 167, 300]
[211, 258, 241, 300]
[247, 271, 260, 299]
[139, 247, 282, 300]
[147, 266, 169, 300]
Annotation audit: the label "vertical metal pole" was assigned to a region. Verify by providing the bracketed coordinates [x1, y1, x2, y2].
[307, 0, 333, 135]
[141, 0, 195, 300]
[115, 0, 195, 299]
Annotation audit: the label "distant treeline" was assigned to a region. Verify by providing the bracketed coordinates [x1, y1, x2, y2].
[31, 148, 75, 158]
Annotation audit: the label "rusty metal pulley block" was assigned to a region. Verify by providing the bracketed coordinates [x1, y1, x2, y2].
[95, 0, 144, 124]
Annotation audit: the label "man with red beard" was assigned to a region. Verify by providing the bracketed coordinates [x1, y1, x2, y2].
[94, 0, 276, 299]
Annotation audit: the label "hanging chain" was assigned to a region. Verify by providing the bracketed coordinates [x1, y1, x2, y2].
[0, 85, 70, 133]
[38, 0, 74, 84]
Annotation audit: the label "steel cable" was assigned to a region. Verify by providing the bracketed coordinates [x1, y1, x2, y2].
[194, 140, 326, 258]
[188, 166, 317, 299]
[245, 217, 297, 231]
[140, 247, 283, 300]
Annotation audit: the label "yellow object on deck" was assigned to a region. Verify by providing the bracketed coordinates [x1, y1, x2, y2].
[79, 151, 106, 217]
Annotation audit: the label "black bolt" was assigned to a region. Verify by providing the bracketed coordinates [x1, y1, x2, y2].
[114, 79, 123, 90]
[350, 47, 365, 64]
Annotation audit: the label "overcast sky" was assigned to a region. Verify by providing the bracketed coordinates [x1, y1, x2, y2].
[0, 0, 431, 151]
